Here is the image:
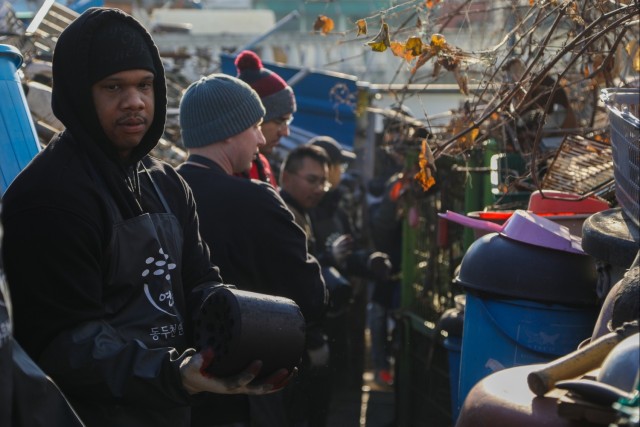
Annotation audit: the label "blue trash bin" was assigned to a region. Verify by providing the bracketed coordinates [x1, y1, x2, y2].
[454, 233, 599, 410]
[0, 44, 40, 196]
[443, 335, 462, 420]
[458, 293, 598, 405]
[438, 297, 465, 423]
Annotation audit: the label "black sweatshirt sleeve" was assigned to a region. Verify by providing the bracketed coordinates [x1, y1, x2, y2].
[246, 184, 328, 326]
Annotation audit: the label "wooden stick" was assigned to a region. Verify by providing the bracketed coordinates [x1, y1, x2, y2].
[527, 321, 639, 397]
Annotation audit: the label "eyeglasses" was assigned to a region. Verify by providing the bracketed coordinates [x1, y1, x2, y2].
[294, 173, 331, 191]
[271, 116, 294, 129]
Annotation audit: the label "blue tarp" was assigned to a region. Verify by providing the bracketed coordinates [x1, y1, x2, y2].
[66, 0, 104, 14]
[220, 53, 358, 149]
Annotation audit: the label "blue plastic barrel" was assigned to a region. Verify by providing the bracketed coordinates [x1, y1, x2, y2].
[443, 335, 462, 421]
[0, 44, 40, 196]
[458, 293, 598, 407]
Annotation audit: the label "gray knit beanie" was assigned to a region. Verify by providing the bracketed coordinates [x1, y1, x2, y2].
[179, 74, 266, 148]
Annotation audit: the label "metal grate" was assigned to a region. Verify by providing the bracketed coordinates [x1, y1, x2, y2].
[541, 134, 615, 199]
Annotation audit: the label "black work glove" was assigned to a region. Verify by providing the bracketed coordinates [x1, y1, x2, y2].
[368, 252, 392, 281]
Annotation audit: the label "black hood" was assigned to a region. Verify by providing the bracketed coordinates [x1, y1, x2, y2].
[51, 7, 167, 165]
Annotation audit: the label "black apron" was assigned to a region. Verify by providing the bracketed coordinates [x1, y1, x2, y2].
[102, 166, 188, 351]
[60, 166, 193, 427]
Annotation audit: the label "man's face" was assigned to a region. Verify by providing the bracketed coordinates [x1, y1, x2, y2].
[282, 157, 329, 210]
[92, 69, 155, 159]
[259, 114, 292, 155]
[227, 121, 266, 173]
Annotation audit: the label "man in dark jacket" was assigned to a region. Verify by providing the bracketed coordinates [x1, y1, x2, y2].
[1, 8, 288, 427]
[308, 136, 391, 288]
[176, 73, 328, 426]
[307, 136, 392, 390]
[234, 50, 296, 187]
[278, 145, 336, 427]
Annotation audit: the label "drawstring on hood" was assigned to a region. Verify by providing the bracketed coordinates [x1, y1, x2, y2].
[51, 8, 167, 218]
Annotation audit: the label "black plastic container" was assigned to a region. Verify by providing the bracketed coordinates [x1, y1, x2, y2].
[194, 287, 306, 381]
[455, 233, 598, 305]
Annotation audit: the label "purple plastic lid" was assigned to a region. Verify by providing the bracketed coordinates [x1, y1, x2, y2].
[439, 209, 584, 254]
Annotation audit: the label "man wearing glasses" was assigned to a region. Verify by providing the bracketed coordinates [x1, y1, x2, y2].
[235, 50, 295, 187]
[279, 144, 336, 427]
[279, 145, 332, 250]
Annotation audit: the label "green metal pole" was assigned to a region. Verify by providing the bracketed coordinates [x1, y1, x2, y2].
[396, 151, 419, 426]
[462, 139, 499, 250]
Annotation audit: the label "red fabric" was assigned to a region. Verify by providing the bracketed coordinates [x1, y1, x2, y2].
[248, 154, 278, 188]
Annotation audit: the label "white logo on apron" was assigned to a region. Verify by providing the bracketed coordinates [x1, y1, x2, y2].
[141, 247, 178, 316]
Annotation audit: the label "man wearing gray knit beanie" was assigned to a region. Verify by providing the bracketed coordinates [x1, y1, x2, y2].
[179, 74, 266, 163]
[177, 75, 328, 427]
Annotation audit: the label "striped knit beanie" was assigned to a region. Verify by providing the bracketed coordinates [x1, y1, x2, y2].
[179, 74, 265, 148]
[235, 50, 296, 122]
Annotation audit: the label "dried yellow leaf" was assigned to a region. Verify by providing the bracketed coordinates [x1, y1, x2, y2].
[625, 39, 638, 56]
[414, 170, 436, 191]
[405, 37, 424, 56]
[390, 38, 423, 61]
[369, 40, 389, 53]
[425, 0, 441, 9]
[366, 23, 391, 52]
[430, 33, 447, 51]
[390, 41, 410, 60]
[449, 115, 479, 150]
[356, 19, 367, 36]
[469, 128, 479, 143]
[313, 15, 335, 35]
[414, 140, 436, 191]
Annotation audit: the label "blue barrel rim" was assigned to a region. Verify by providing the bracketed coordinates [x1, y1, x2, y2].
[0, 44, 24, 69]
[465, 293, 596, 356]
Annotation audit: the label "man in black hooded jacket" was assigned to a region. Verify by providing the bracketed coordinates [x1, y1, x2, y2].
[1, 8, 289, 427]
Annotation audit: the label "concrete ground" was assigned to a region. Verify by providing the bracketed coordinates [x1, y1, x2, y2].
[325, 330, 396, 427]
